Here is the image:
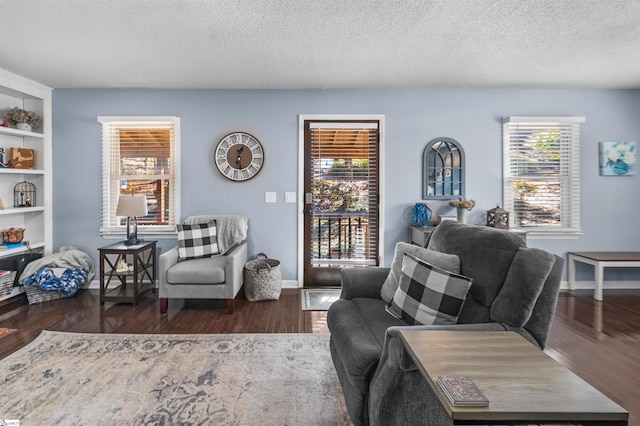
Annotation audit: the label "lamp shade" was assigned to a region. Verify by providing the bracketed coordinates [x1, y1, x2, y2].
[116, 195, 148, 217]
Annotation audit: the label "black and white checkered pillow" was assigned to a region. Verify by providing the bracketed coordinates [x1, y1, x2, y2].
[177, 221, 220, 261]
[387, 252, 473, 325]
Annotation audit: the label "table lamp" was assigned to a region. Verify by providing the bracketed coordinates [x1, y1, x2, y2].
[116, 195, 148, 246]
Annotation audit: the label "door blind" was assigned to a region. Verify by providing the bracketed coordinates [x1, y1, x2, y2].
[307, 121, 379, 266]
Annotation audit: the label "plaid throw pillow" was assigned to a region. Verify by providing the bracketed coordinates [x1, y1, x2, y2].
[177, 221, 220, 262]
[387, 252, 473, 325]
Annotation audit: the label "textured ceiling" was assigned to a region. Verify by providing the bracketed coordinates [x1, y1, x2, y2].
[1, 0, 639, 89]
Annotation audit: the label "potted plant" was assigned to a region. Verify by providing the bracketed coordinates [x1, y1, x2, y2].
[4, 107, 41, 132]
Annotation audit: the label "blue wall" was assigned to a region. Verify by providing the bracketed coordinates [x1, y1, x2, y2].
[52, 89, 640, 284]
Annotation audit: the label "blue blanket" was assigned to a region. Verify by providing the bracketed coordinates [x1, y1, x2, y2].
[23, 268, 88, 296]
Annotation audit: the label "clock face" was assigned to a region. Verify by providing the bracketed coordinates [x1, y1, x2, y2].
[214, 132, 264, 181]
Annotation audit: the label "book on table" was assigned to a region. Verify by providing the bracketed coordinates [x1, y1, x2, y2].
[436, 376, 490, 406]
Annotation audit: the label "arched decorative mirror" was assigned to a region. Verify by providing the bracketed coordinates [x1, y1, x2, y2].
[422, 137, 465, 199]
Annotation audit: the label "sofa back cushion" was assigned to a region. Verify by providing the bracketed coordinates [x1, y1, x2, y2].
[427, 221, 525, 324]
[491, 247, 556, 328]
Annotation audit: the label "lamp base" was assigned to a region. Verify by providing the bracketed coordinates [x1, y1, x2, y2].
[123, 238, 142, 246]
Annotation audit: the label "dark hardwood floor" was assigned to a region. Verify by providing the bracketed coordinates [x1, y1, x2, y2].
[1, 288, 639, 425]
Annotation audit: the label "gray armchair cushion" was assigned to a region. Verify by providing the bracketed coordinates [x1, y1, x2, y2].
[381, 242, 460, 303]
[166, 255, 227, 284]
[491, 247, 555, 328]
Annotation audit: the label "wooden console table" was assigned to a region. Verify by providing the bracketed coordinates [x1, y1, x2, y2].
[568, 251, 640, 301]
[399, 330, 628, 425]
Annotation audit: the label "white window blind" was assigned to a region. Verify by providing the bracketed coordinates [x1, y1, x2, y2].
[307, 121, 380, 266]
[98, 116, 180, 237]
[503, 116, 585, 238]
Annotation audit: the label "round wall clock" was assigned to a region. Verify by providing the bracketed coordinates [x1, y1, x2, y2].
[214, 132, 264, 181]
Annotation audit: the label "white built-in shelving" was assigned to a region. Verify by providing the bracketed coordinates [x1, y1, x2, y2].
[0, 68, 52, 302]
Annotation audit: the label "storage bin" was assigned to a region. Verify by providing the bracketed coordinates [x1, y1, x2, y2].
[0, 271, 17, 297]
[244, 253, 282, 301]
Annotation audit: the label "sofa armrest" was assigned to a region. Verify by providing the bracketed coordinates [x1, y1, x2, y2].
[224, 242, 248, 297]
[368, 322, 511, 426]
[159, 246, 179, 292]
[340, 267, 390, 300]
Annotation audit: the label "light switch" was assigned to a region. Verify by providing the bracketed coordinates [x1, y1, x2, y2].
[265, 192, 277, 203]
[285, 192, 296, 203]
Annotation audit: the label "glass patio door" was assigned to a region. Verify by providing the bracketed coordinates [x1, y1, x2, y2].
[303, 120, 380, 286]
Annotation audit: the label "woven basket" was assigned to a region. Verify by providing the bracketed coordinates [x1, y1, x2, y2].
[0, 271, 17, 298]
[25, 285, 70, 305]
[244, 253, 282, 302]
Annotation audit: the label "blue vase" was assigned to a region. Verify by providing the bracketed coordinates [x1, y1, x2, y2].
[411, 203, 432, 227]
[612, 160, 628, 175]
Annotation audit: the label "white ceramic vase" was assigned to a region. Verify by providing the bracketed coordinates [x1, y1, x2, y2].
[457, 207, 467, 224]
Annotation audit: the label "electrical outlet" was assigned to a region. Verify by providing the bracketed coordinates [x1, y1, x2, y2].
[265, 192, 277, 203]
[285, 192, 296, 203]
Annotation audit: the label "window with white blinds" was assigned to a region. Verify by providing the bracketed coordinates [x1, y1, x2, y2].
[502, 116, 585, 238]
[98, 116, 180, 237]
[307, 121, 379, 266]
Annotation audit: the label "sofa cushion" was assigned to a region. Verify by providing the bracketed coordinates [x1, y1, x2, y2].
[491, 247, 555, 328]
[167, 256, 226, 284]
[381, 242, 461, 303]
[387, 253, 473, 325]
[183, 215, 248, 254]
[177, 221, 220, 261]
[427, 222, 525, 323]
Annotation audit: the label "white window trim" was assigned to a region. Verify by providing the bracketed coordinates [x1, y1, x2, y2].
[98, 116, 180, 239]
[502, 116, 585, 240]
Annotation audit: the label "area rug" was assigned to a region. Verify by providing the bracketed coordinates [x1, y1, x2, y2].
[301, 288, 341, 311]
[0, 330, 350, 425]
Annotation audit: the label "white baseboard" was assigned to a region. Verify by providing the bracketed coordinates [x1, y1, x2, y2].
[86, 279, 301, 290]
[560, 280, 640, 291]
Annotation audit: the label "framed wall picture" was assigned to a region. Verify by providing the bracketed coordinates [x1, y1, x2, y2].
[599, 141, 636, 176]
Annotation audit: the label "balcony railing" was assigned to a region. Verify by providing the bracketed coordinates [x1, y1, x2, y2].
[311, 212, 376, 266]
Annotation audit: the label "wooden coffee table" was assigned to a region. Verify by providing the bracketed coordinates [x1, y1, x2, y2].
[399, 330, 628, 425]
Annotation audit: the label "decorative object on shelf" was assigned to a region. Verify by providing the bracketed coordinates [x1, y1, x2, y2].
[115, 259, 132, 273]
[14, 181, 36, 207]
[599, 141, 636, 176]
[1, 120, 8, 127]
[10, 147, 34, 169]
[411, 202, 433, 227]
[0, 196, 4, 210]
[116, 195, 148, 246]
[2, 227, 24, 244]
[486, 204, 509, 229]
[423, 137, 465, 199]
[0, 148, 10, 168]
[449, 198, 475, 224]
[3, 107, 41, 131]
[214, 132, 264, 181]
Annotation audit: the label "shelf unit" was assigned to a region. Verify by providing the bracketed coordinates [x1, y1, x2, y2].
[0, 68, 52, 302]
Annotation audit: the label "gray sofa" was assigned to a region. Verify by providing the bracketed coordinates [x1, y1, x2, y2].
[327, 221, 564, 426]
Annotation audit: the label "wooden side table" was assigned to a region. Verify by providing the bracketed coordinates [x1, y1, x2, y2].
[409, 225, 437, 247]
[98, 240, 157, 306]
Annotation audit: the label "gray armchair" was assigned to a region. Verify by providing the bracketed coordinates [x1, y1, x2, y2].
[159, 215, 248, 314]
[327, 221, 564, 425]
